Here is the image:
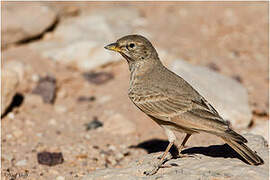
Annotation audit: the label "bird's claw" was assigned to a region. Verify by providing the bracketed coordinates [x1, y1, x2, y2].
[144, 164, 160, 176]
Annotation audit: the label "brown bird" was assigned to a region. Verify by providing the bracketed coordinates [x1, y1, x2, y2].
[104, 34, 264, 175]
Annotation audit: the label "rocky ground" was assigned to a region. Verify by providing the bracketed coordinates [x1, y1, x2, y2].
[1, 2, 269, 180]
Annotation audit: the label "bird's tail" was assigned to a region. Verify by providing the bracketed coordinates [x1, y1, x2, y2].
[221, 134, 264, 165]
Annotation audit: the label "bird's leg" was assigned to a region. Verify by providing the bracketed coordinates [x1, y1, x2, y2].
[144, 127, 176, 176]
[177, 133, 193, 158]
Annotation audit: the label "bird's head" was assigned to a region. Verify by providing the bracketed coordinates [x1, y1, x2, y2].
[104, 35, 159, 64]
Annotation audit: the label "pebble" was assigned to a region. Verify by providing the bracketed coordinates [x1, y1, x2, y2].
[84, 134, 91, 140]
[49, 118, 57, 126]
[84, 117, 103, 131]
[58, 89, 67, 99]
[56, 176, 65, 180]
[6, 134, 13, 139]
[32, 75, 57, 104]
[7, 112, 15, 119]
[82, 71, 114, 85]
[54, 105, 67, 114]
[37, 151, 64, 166]
[15, 159, 27, 166]
[31, 74, 40, 82]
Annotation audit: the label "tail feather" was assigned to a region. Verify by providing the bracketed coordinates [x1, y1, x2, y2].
[222, 137, 264, 165]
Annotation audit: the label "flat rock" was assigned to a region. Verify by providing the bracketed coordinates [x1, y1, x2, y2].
[170, 59, 252, 129]
[2, 2, 58, 47]
[29, 8, 146, 71]
[83, 133, 269, 180]
[1, 68, 19, 116]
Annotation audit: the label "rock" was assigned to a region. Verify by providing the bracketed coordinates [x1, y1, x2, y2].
[83, 134, 269, 180]
[103, 114, 136, 135]
[84, 117, 103, 131]
[29, 8, 146, 71]
[37, 151, 64, 166]
[56, 176, 65, 180]
[4, 61, 30, 82]
[170, 59, 252, 129]
[82, 72, 114, 85]
[32, 75, 57, 104]
[54, 105, 67, 114]
[1, 68, 19, 116]
[15, 159, 27, 166]
[2, 3, 58, 47]
[77, 96, 96, 102]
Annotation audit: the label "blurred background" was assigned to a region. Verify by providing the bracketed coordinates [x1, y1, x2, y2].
[1, 2, 269, 179]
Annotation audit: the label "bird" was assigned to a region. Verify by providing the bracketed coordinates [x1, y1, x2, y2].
[104, 34, 264, 175]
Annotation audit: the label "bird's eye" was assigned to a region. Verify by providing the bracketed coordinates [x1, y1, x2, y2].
[129, 43, 135, 48]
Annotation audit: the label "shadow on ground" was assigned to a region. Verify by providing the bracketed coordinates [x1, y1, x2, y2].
[130, 138, 247, 163]
[1, 93, 24, 118]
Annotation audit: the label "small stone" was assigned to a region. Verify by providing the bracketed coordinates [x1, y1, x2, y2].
[37, 152, 64, 166]
[115, 152, 124, 161]
[31, 74, 40, 83]
[206, 62, 220, 72]
[49, 119, 57, 126]
[77, 96, 96, 102]
[98, 96, 112, 104]
[108, 145, 116, 151]
[58, 89, 67, 99]
[15, 159, 27, 166]
[7, 112, 15, 119]
[56, 176, 65, 180]
[32, 75, 57, 104]
[84, 117, 103, 131]
[232, 75, 243, 83]
[36, 133, 43, 137]
[49, 169, 60, 175]
[105, 156, 117, 166]
[82, 72, 114, 85]
[6, 134, 13, 139]
[54, 105, 67, 114]
[84, 134, 91, 140]
[2, 154, 13, 162]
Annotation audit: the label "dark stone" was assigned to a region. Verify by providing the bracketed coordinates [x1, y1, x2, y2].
[82, 72, 114, 85]
[207, 62, 220, 72]
[37, 152, 64, 166]
[232, 75, 243, 83]
[32, 75, 56, 104]
[84, 117, 103, 131]
[77, 96, 96, 102]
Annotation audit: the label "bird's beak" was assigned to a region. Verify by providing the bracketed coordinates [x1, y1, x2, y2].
[104, 42, 121, 52]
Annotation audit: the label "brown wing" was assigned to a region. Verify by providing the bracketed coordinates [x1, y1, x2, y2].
[129, 89, 229, 134]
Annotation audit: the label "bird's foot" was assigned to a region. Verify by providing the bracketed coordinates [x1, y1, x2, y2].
[144, 163, 160, 176]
